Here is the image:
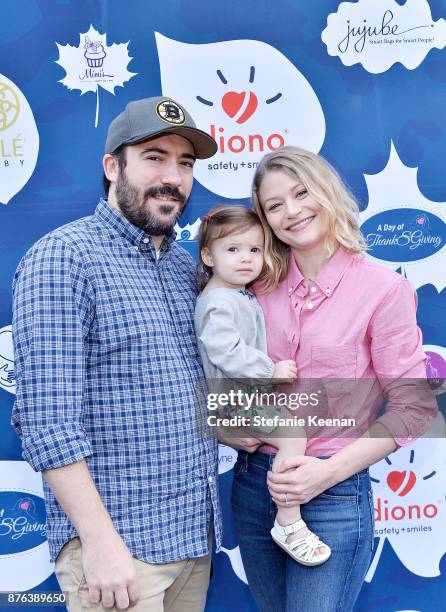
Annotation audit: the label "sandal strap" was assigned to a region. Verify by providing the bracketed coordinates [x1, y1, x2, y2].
[274, 518, 306, 536]
[289, 531, 323, 561]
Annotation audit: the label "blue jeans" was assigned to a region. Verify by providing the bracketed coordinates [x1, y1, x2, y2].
[231, 451, 374, 612]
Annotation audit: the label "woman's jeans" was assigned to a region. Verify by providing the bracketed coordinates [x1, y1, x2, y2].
[231, 451, 374, 612]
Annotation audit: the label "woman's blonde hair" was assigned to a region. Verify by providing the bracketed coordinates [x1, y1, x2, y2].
[252, 146, 367, 292]
[197, 204, 268, 291]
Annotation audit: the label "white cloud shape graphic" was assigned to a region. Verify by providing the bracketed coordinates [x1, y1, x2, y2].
[219, 545, 248, 584]
[359, 141, 446, 291]
[56, 25, 137, 127]
[0, 75, 39, 205]
[218, 444, 238, 475]
[0, 325, 15, 394]
[155, 33, 325, 199]
[174, 218, 201, 242]
[322, 0, 446, 74]
[0, 461, 53, 590]
[367, 415, 446, 579]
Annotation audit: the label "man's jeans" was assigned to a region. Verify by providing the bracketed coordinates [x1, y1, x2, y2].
[232, 451, 374, 612]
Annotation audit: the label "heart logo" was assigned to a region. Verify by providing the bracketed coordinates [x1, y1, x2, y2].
[20, 501, 30, 510]
[222, 91, 258, 124]
[387, 470, 417, 496]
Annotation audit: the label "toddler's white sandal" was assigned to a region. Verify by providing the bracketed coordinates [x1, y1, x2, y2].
[271, 518, 331, 566]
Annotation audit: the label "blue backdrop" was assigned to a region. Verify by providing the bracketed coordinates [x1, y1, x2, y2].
[1, 1, 446, 610]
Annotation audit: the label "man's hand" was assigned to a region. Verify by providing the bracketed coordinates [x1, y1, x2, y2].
[81, 528, 139, 609]
[43, 461, 140, 609]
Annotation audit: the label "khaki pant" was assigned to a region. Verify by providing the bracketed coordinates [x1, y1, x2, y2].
[55, 538, 211, 612]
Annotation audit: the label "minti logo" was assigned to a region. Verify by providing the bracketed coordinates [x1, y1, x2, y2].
[367, 425, 446, 579]
[155, 33, 325, 198]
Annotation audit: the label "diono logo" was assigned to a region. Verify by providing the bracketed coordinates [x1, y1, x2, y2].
[197, 65, 282, 125]
[196, 66, 286, 156]
[387, 470, 417, 496]
[372, 450, 439, 522]
[155, 33, 325, 198]
[367, 431, 446, 580]
[222, 90, 258, 124]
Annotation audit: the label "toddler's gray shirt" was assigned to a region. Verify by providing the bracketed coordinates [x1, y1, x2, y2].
[194, 287, 275, 381]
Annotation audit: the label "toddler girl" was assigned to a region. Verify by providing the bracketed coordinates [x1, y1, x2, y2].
[194, 204, 330, 566]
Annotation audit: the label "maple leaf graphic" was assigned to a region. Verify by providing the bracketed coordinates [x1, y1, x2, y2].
[55, 25, 137, 127]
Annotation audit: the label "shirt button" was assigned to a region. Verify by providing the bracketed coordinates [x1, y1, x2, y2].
[288, 288, 293, 294]
[142, 237, 150, 244]
[307, 302, 314, 310]
[208, 476, 214, 483]
[133, 246, 139, 251]
[310, 286, 317, 294]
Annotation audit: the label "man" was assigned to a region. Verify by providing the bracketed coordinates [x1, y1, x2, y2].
[12, 97, 222, 611]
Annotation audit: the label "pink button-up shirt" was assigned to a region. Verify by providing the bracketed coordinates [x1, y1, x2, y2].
[256, 247, 437, 457]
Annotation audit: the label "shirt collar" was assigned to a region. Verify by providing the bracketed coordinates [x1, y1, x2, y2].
[287, 246, 355, 298]
[94, 198, 177, 250]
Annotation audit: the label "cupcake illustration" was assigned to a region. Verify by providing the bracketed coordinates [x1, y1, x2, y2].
[84, 37, 106, 67]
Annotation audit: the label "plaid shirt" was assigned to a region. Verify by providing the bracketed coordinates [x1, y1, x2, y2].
[11, 199, 221, 563]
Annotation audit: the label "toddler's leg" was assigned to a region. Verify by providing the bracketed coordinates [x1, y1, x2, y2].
[269, 432, 307, 541]
[261, 428, 330, 565]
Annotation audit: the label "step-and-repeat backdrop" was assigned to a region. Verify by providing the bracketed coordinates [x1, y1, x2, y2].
[1, 1, 446, 610]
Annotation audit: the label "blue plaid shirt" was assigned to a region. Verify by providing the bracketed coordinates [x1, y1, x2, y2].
[11, 199, 221, 563]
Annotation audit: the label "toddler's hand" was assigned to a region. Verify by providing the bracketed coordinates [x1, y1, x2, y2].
[272, 360, 297, 381]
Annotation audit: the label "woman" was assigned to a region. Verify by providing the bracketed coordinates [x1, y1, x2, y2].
[221, 146, 437, 612]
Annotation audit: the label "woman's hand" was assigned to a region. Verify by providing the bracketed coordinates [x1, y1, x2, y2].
[267, 455, 337, 506]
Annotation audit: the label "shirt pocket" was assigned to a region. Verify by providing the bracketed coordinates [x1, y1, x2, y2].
[310, 346, 357, 418]
[310, 345, 357, 379]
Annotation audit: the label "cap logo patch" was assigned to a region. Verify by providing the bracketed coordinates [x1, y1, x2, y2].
[156, 100, 185, 125]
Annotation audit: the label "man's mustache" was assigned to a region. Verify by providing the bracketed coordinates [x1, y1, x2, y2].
[144, 186, 186, 205]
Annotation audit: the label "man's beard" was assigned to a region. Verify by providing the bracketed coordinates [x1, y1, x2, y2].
[115, 168, 186, 235]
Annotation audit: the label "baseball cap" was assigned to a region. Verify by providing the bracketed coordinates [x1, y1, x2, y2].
[105, 96, 217, 159]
